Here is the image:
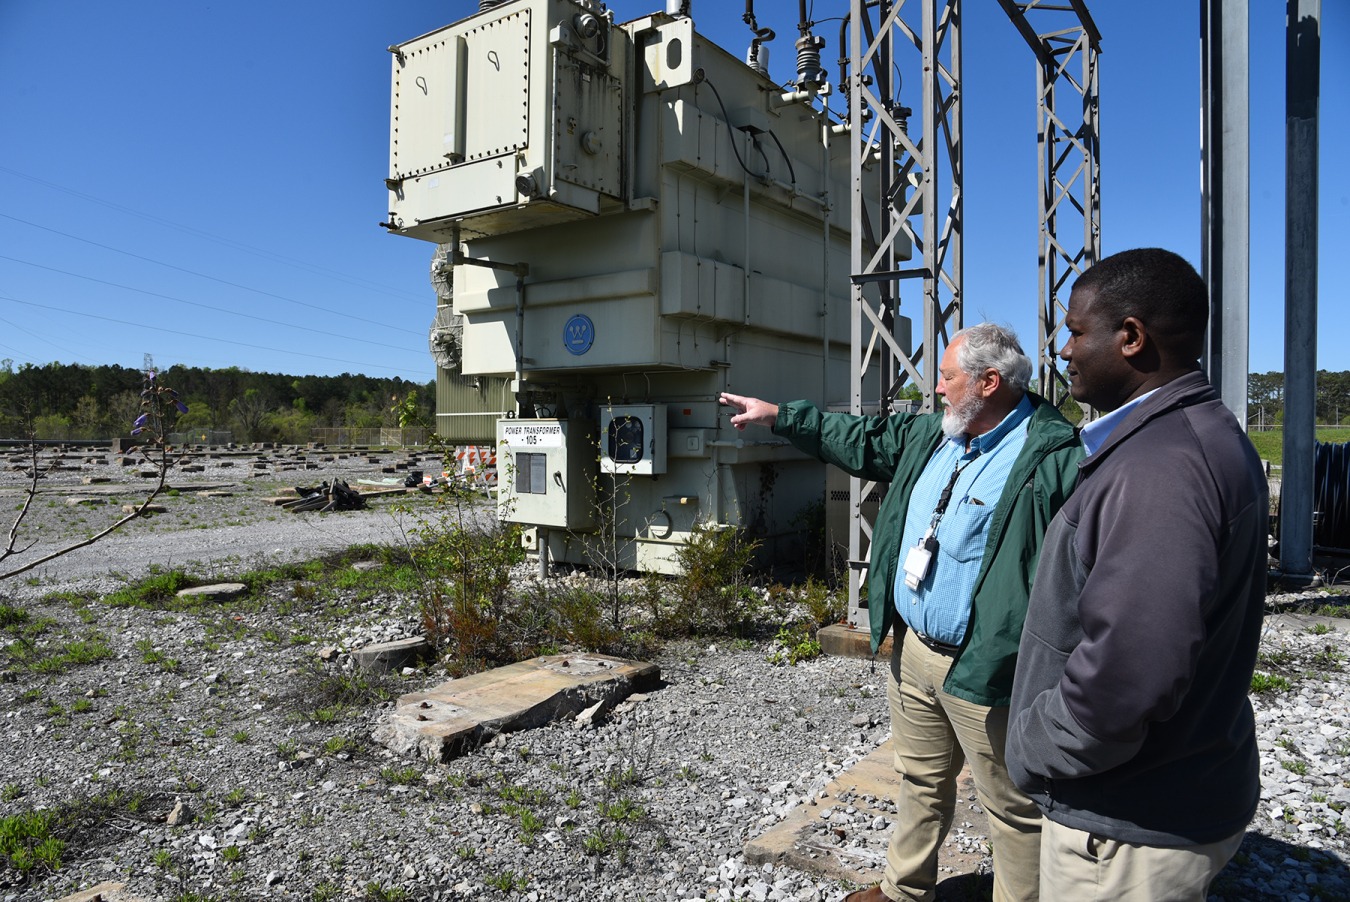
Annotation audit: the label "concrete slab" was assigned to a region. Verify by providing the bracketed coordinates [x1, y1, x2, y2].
[743, 740, 990, 887]
[66, 496, 107, 506]
[818, 624, 893, 661]
[374, 653, 660, 761]
[54, 881, 150, 902]
[122, 503, 169, 514]
[175, 582, 247, 602]
[352, 637, 433, 672]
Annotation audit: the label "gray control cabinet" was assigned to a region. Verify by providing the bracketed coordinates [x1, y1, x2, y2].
[496, 418, 597, 529]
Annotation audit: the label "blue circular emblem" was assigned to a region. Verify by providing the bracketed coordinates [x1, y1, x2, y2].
[563, 314, 595, 355]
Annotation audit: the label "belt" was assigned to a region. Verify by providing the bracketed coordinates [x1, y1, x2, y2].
[911, 629, 961, 654]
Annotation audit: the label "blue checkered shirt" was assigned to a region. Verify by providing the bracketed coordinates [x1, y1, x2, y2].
[894, 394, 1035, 645]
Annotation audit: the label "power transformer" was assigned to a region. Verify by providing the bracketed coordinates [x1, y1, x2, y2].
[389, 0, 911, 573]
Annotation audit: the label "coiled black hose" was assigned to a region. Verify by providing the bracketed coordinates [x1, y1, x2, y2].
[1314, 440, 1350, 551]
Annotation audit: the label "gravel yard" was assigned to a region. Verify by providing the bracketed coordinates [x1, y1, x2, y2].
[2, 446, 1350, 902]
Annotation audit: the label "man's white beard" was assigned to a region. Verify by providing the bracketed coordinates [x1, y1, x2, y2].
[942, 391, 986, 439]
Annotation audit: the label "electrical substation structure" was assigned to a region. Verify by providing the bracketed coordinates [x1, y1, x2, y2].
[841, 0, 1100, 629]
[383, 0, 1103, 593]
[386, 0, 904, 575]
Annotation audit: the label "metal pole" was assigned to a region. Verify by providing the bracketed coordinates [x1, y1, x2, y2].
[1201, 0, 1251, 429]
[921, 0, 940, 414]
[1279, 0, 1319, 577]
[848, 0, 866, 626]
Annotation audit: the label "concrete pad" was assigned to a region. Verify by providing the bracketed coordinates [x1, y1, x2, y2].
[197, 490, 234, 498]
[122, 503, 169, 514]
[743, 741, 990, 886]
[374, 653, 660, 761]
[175, 583, 247, 602]
[818, 624, 893, 660]
[352, 637, 433, 672]
[351, 561, 382, 572]
[66, 496, 107, 506]
[54, 881, 150, 902]
[82, 476, 112, 484]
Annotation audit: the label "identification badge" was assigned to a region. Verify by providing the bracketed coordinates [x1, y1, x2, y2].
[903, 535, 937, 590]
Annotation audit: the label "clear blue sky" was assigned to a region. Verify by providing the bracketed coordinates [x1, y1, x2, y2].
[0, 1, 1344, 382]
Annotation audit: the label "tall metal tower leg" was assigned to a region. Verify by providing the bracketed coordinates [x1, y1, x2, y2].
[1280, 0, 1320, 577]
[1201, 0, 1251, 429]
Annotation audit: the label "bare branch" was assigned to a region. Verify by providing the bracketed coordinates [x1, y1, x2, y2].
[1, 433, 43, 567]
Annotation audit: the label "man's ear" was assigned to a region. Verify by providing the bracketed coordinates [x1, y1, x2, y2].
[979, 367, 1002, 398]
[1120, 316, 1149, 359]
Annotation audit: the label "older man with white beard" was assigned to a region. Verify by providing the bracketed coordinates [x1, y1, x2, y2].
[721, 323, 1083, 902]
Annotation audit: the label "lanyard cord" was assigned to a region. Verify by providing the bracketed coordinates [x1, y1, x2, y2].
[927, 444, 1000, 533]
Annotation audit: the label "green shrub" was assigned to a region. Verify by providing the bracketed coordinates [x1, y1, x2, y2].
[1251, 672, 1292, 694]
[666, 520, 760, 636]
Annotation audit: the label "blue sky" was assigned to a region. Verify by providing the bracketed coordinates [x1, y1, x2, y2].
[0, 1, 1344, 382]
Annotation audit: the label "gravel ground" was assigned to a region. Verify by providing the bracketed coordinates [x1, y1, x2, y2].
[1, 445, 447, 598]
[2, 447, 1350, 902]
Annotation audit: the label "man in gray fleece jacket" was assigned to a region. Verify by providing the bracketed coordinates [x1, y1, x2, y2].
[1006, 248, 1267, 901]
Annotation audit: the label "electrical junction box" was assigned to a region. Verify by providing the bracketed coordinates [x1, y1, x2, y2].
[599, 404, 666, 475]
[387, 0, 629, 243]
[496, 418, 597, 529]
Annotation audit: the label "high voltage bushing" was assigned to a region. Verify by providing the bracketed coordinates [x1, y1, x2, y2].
[747, 41, 771, 76]
[795, 35, 826, 89]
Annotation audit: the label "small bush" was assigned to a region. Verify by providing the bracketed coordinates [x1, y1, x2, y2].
[1251, 672, 1292, 694]
[0, 810, 64, 875]
[664, 520, 760, 637]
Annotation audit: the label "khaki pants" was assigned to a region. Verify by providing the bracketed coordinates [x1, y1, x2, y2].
[880, 629, 1043, 902]
[1040, 818, 1245, 902]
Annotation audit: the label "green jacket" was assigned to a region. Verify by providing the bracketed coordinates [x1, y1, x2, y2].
[774, 395, 1083, 706]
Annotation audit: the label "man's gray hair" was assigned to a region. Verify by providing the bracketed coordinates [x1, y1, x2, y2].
[952, 322, 1033, 393]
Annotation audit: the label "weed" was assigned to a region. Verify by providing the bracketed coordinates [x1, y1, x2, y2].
[518, 809, 544, 842]
[1283, 760, 1309, 776]
[221, 845, 243, 863]
[666, 520, 760, 636]
[599, 798, 644, 821]
[71, 698, 92, 714]
[1308, 623, 1332, 636]
[380, 766, 420, 786]
[0, 809, 64, 875]
[363, 882, 409, 902]
[153, 848, 173, 869]
[277, 739, 299, 761]
[583, 824, 630, 856]
[231, 730, 249, 744]
[323, 735, 353, 755]
[456, 846, 476, 860]
[565, 789, 583, 809]
[224, 787, 247, 806]
[0, 785, 19, 802]
[313, 882, 338, 902]
[678, 765, 699, 783]
[1250, 672, 1292, 694]
[766, 621, 822, 666]
[485, 870, 528, 892]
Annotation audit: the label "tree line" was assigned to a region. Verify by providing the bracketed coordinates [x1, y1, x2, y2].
[1248, 370, 1350, 426]
[0, 359, 435, 443]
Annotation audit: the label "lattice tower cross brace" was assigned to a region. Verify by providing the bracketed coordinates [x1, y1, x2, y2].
[847, 0, 965, 631]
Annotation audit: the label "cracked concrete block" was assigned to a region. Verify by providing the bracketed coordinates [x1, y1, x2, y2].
[373, 653, 660, 761]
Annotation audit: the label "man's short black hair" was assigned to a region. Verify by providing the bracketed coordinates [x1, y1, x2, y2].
[1071, 248, 1208, 361]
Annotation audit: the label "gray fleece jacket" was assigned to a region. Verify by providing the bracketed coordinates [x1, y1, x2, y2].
[1006, 371, 1267, 845]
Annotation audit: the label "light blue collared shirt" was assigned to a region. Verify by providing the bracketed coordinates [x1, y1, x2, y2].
[894, 394, 1035, 646]
[1079, 388, 1160, 456]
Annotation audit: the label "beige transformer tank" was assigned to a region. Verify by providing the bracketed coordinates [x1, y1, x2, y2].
[387, 0, 911, 573]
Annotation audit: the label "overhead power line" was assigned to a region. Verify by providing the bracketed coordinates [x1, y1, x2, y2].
[0, 254, 421, 353]
[0, 294, 430, 379]
[0, 213, 424, 337]
[0, 165, 428, 304]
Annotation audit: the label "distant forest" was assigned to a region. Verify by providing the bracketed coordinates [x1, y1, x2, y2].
[1248, 370, 1350, 425]
[0, 359, 435, 443]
